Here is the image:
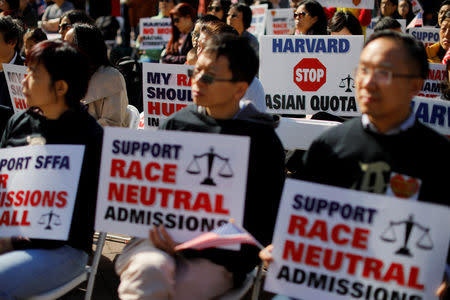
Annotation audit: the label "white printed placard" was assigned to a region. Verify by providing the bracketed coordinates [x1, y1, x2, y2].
[142, 63, 194, 130]
[409, 27, 440, 47]
[139, 18, 172, 50]
[411, 0, 423, 14]
[266, 9, 294, 35]
[3, 64, 28, 113]
[95, 128, 250, 247]
[0, 145, 85, 240]
[265, 179, 450, 300]
[417, 63, 447, 98]
[249, 4, 268, 39]
[317, 0, 374, 9]
[412, 96, 450, 137]
[260, 35, 364, 116]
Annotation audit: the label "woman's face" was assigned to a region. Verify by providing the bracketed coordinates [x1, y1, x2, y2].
[58, 16, 72, 39]
[227, 7, 244, 35]
[398, 0, 409, 18]
[22, 62, 57, 111]
[207, 0, 224, 20]
[440, 19, 450, 50]
[173, 14, 193, 34]
[0, 0, 10, 11]
[295, 5, 317, 34]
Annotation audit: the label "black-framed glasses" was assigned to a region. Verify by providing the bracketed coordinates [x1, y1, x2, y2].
[294, 11, 307, 18]
[58, 23, 71, 31]
[354, 66, 420, 85]
[188, 69, 236, 85]
[208, 6, 222, 12]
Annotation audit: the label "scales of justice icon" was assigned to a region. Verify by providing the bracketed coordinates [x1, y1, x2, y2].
[38, 210, 61, 230]
[186, 147, 233, 186]
[339, 74, 355, 92]
[380, 214, 433, 257]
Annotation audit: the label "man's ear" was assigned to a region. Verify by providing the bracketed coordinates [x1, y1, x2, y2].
[54, 80, 69, 97]
[233, 81, 249, 102]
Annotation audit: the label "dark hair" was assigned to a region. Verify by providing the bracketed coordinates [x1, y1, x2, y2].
[71, 23, 109, 73]
[373, 16, 401, 31]
[364, 30, 428, 79]
[167, 3, 197, 54]
[299, 0, 328, 35]
[60, 9, 94, 25]
[229, 3, 252, 30]
[440, 10, 450, 25]
[201, 20, 238, 36]
[398, 0, 415, 23]
[4, 0, 19, 10]
[380, 0, 398, 6]
[0, 16, 24, 52]
[195, 14, 220, 26]
[204, 34, 258, 84]
[26, 40, 90, 109]
[328, 11, 363, 35]
[208, 0, 231, 22]
[24, 28, 47, 44]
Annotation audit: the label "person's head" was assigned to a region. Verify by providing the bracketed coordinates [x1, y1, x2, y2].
[190, 34, 258, 119]
[373, 16, 402, 32]
[0, 0, 19, 11]
[397, 0, 412, 19]
[438, 0, 450, 27]
[227, 3, 252, 35]
[440, 11, 450, 51]
[328, 11, 363, 35]
[23, 40, 89, 118]
[0, 16, 24, 57]
[159, 0, 176, 17]
[207, 0, 231, 22]
[197, 20, 237, 55]
[58, 9, 94, 39]
[170, 3, 196, 34]
[192, 14, 220, 48]
[66, 23, 109, 74]
[23, 28, 47, 57]
[290, 0, 301, 8]
[380, 0, 398, 17]
[356, 31, 427, 133]
[295, 0, 327, 35]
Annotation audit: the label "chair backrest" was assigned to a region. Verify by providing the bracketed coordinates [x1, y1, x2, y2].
[217, 262, 264, 300]
[127, 105, 140, 129]
[26, 232, 107, 300]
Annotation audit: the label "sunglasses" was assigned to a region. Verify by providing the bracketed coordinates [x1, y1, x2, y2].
[58, 23, 71, 31]
[294, 11, 307, 18]
[188, 69, 236, 85]
[208, 6, 222, 12]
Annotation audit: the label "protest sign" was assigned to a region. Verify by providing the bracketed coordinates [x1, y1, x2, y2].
[95, 128, 250, 247]
[412, 96, 450, 137]
[0, 145, 85, 240]
[265, 178, 450, 300]
[260, 35, 364, 116]
[409, 27, 440, 47]
[3, 64, 28, 113]
[317, 0, 374, 9]
[411, 0, 423, 14]
[139, 18, 172, 50]
[249, 4, 268, 40]
[266, 9, 295, 35]
[142, 63, 194, 130]
[417, 63, 447, 98]
[366, 18, 406, 40]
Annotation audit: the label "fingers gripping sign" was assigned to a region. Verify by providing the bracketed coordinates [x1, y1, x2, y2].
[150, 225, 179, 255]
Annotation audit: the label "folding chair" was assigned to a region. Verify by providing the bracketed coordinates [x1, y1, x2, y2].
[26, 232, 107, 300]
[218, 262, 264, 300]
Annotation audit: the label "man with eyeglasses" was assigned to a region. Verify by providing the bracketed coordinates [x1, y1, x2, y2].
[115, 34, 285, 300]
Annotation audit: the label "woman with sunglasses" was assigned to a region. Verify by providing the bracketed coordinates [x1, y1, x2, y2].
[161, 3, 197, 64]
[294, 0, 327, 35]
[206, 0, 231, 22]
[57, 9, 93, 40]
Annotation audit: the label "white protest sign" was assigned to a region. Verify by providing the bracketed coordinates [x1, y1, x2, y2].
[409, 27, 440, 47]
[366, 18, 407, 40]
[3, 64, 28, 113]
[142, 63, 194, 130]
[260, 35, 364, 116]
[249, 4, 268, 40]
[265, 179, 450, 300]
[139, 18, 172, 50]
[266, 9, 294, 35]
[412, 96, 450, 137]
[0, 145, 85, 240]
[417, 63, 447, 98]
[411, 0, 423, 14]
[95, 128, 250, 247]
[317, 0, 374, 9]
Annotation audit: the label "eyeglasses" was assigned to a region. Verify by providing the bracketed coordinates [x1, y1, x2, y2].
[58, 23, 71, 31]
[172, 17, 180, 23]
[208, 6, 222, 12]
[294, 11, 307, 18]
[188, 69, 236, 85]
[354, 65, 420, 85]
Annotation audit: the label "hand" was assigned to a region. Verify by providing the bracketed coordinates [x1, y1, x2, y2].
[259, 244, 274, 268]
[149, 225, 178, 255]
[437, 282, 447, 298]
[0, 238, 13, 255]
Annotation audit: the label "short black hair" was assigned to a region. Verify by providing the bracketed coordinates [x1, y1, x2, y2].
[5, 0, 19, 10]
[60, 9, 94, 25]
[24, 28, 47, 44]
[440, 0, 450, 9]
[364, 30, 428, 79]
[26, 40, 90, 109]
[71, 23, 109, 72]
[440, 10, 450, 25]
[230, 3, 252, 30]
[204, 34, 258, 84]
[328, 11, 363, 35]
[0, 16, 24, 52]
[380, 0, 398, 6]
[298, 0, 328, 35]
[373, 16, 401, 31]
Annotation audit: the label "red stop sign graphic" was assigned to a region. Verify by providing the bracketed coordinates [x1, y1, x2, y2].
[293, 58, 326, 92]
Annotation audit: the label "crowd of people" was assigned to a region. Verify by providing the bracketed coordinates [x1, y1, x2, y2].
[0, 0, 448, 299]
